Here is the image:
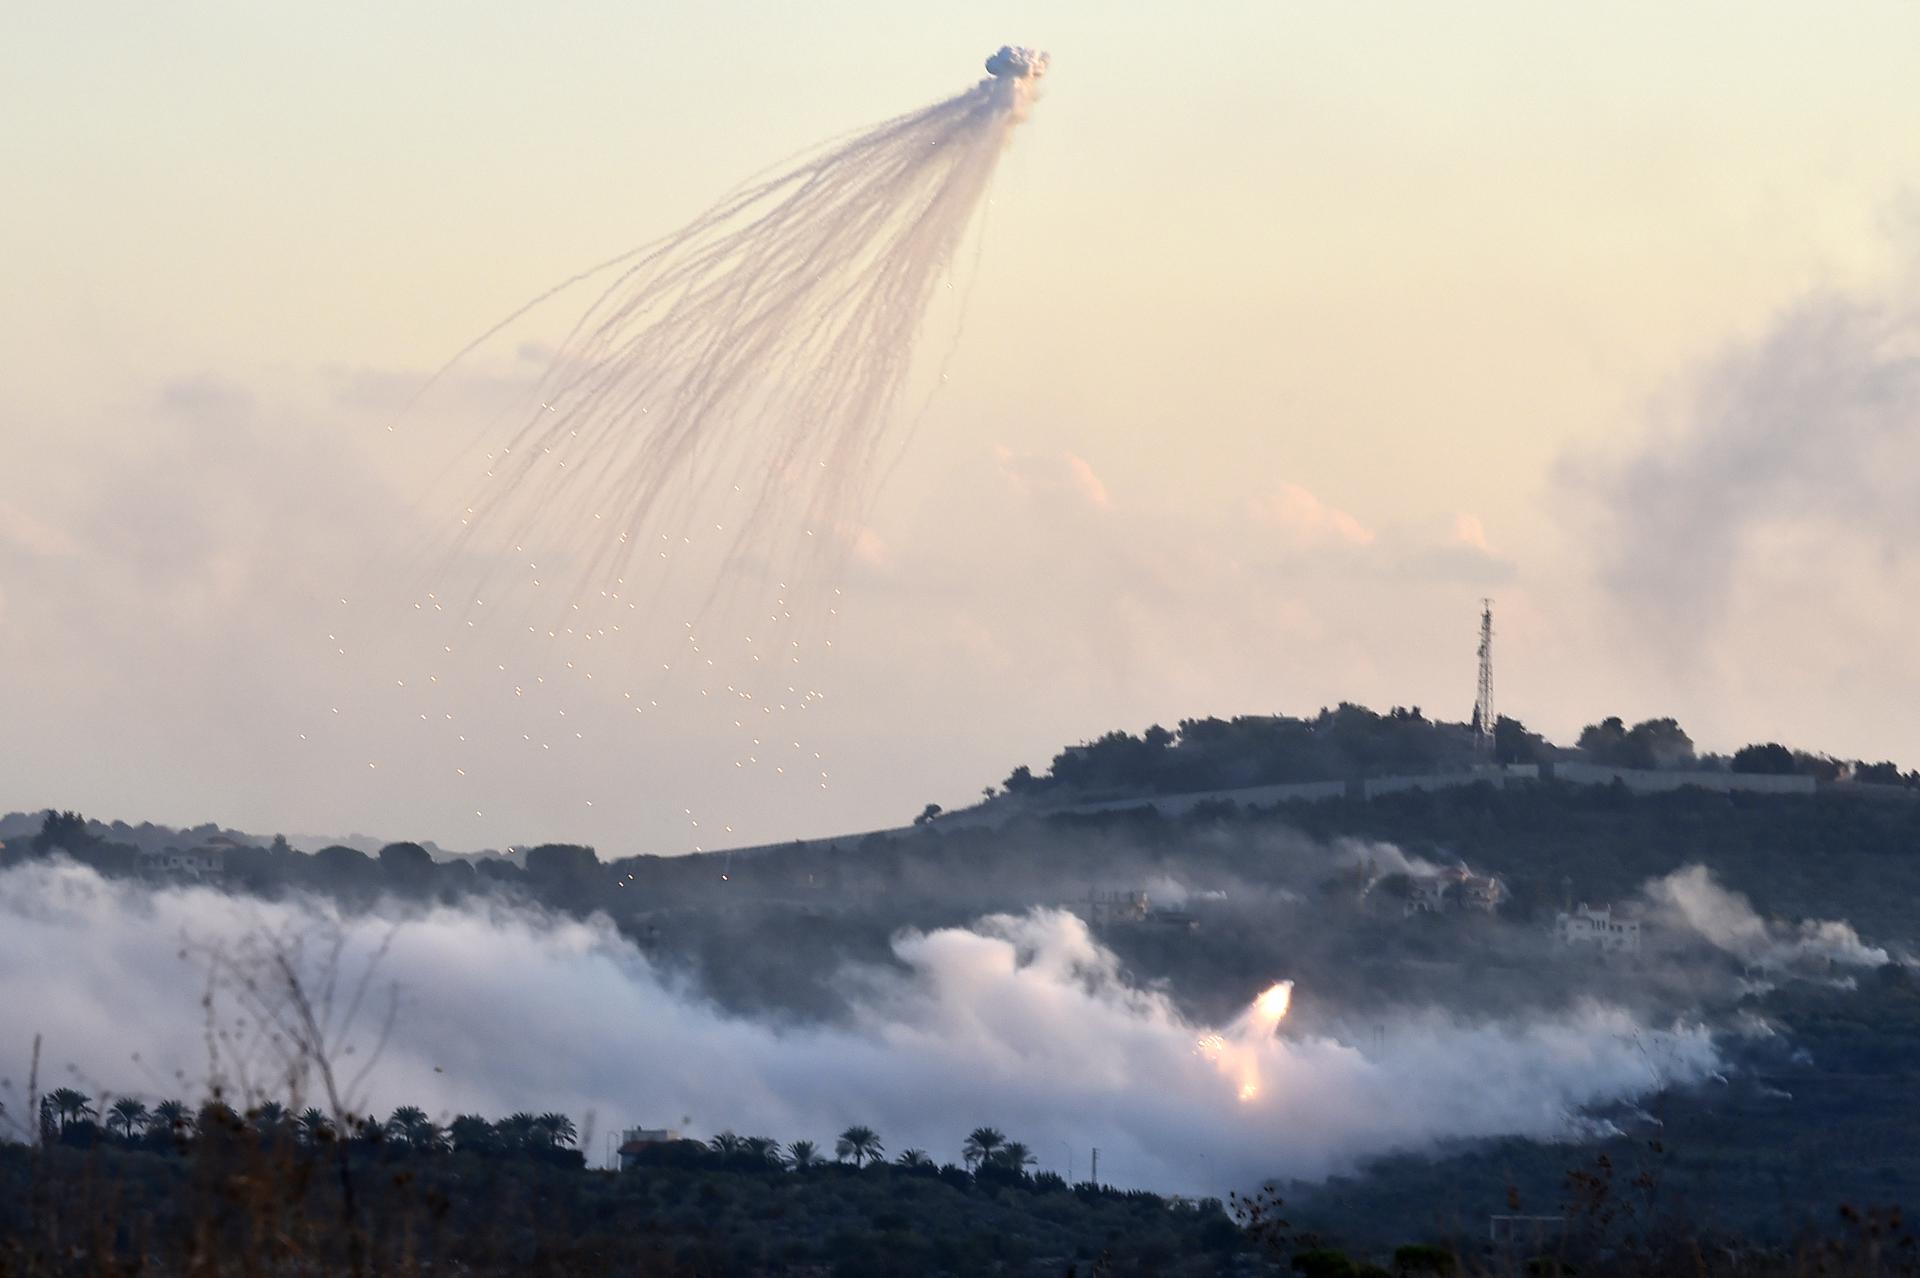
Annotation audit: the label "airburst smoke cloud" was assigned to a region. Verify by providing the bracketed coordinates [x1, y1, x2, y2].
[330, 48, 1053, 839]
[0, 862, 1719, 1192]
[985, 46, 1049, 80]
[414, 47, 1051, 611]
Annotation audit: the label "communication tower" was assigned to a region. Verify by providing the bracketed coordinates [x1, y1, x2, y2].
[1472, 599, 1495, 758]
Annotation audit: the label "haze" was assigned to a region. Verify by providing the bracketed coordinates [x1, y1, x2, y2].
[4, 2, 1919, 852]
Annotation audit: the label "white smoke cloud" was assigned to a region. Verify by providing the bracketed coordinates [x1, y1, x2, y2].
[1643, 864, 1892, 971]
[0, 861, 1720, 1193]
[1336, 838, 1446, 881]
[985, 47, 1049, 81]
[1578, 281, 1920, 641]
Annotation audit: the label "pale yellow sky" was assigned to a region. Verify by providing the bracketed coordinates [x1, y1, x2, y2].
[4, 3, 1918, 850]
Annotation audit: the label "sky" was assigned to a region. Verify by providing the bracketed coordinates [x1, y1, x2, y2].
[3, 2, 1919, 854]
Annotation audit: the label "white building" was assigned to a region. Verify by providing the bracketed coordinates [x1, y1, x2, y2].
[617, 1126, 682, 1170]
[1401, 867, 1504, 917]
[1555, 903, 1640, 954]
[143, 848, 226, 879]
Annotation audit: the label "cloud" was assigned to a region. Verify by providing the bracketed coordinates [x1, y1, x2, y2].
[1575, 284, 1920, 638]
[1247, 482, 1374, 548]
[1452, 513, 1490, 552]
[991, 445, 1112, 510]
[1, 860, 1722, 1193]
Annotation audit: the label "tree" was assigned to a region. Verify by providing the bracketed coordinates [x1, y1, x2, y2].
[296, 1107, 335, 1145]
[523, 844, 600, 884]
[742, 1135, 782, 1166]
[1733, 742, 1798, 775]
[1626, 717, 1694, 769]
[32, 811, 95, 856]
[835, 1124, 883, 1167]
[992, 1141, 1037, 1173]
[1291, 1249, 1360, 1278]
[311, 844, 374, 892]
[1493, 716, 1549, 765]
[1854, 761, 1918, 788]
[45, 1088, 96, 1133]
[152, 1099, 192, 1138]
[106, 1097, 148, 1139]
[447, 1114, 493, 1153]
[962, 1126, 1005, 1170]
[1579, 716, 1696, 770]
[786, 1139, 820, 1170]
[251, 1101, 288, 1138]
[387, 1105, 441, 1149]
[1576, 717, 1629, 764]
[197, 1100, 243, 1140]
[1392, 1243, 1459, 1274]
[913, 804, 943, 826]
[895, 1148, 933, 1169]
[378, 842, 435, 893]
[497, 1112, 541, 1150]
[1002, 765, 1038, 794]
[536, 1112, 578, 1149]
[708, 1131, 745, 1157]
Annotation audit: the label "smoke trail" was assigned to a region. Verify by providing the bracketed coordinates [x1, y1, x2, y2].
[313, 49, 1051, 843]
[423, 47, 1050, 614]
[1, 861, 1720, 1193]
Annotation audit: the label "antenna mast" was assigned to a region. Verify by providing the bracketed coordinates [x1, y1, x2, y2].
[1473, 599, 1496, 758]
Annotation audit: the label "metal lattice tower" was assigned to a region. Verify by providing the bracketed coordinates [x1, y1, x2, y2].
[1473, 599, 1496, 756]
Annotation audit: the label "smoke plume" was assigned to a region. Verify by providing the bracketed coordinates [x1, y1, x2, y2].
[0, 861, 1723, 1193]
[1643, 864, 1893, 971]
[1579, 282, 1920, 641]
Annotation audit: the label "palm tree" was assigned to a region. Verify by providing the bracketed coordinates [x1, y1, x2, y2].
[497, 1112, 540, 1150]
[152, 1099, 192, 1137]
[992, 1141, 1037, 1173]
[106, 1098, 149, 1140]
[296, 1107, 334, 1144]
[197, 1100, 244, 1142]
[962, 1126, 1005, 1170]
[252, 1101, 288, 1136]
[397, 1106, 447, 1151]
[708, 1130, 744, 1157]
[895, 1148, 933, 1169]
[742, 1135, 782, 1166]
[447, 1114, 494, 1153]
[536, 1112, 578, 1149]
[45, 1088, 96, 1134]
[786, 1139, 820, 1170]
[835, 1125, 883, 1168]
[386, 1105, 430, 1145]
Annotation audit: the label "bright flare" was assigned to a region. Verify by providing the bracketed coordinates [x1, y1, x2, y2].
[1196, 980, 1296, 1104]
[1254, 981, 1294, 1029]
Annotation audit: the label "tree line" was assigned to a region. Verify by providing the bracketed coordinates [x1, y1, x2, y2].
[668, 1123, 1050, 1183]
[987, 704, 1919, 801]
[15, 1089, 585, 1167]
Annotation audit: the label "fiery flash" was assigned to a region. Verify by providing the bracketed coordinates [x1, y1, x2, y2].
[1254, 981, 1294, 1028]
[1195, 980, 1294, 1105]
